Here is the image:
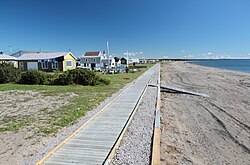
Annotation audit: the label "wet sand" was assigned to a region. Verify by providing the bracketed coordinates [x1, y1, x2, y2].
[160, 62, 250, 165]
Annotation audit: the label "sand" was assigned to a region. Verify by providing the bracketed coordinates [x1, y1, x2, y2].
[0, 90, 77, 165]
[160, 62, 250, 165]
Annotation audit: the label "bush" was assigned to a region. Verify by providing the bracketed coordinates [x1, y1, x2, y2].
[18, 70, 47, 85]
[0, 63, 21, 84]
[1, 67, 110, 86]
[98, 77, 110, 85]
[46, 72, 60, 85]
[53, 68, 110, 86]
[53, 73, 69, 85]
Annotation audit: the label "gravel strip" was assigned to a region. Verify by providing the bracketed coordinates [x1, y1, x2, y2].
[111, 69, 158, 165]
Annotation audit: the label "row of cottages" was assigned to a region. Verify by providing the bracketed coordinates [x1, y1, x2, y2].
[17, 52, 77, 72]
[1, 50, 127, 72]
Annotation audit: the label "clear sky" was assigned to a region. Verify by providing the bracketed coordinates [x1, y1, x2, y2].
[1, 0, 250, 59]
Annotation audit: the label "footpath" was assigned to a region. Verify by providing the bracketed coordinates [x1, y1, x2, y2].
[41, 65, 158, 165]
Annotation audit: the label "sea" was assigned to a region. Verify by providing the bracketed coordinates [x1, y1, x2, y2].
[189, 59, 250, 73]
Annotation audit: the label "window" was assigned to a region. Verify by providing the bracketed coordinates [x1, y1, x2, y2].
[20, 62, 24, 71]
[66, 60, 72, 67]
[85, 59, 88, 62]
[42, 62, 48, 69]
[52, 61, 58, 69]
[93, 59, 96, 62]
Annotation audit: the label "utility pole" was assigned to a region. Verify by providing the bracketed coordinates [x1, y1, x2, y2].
[106, 41, 110, 70]
[106, 41, 109, 57]
[126, 50, 129, 68]
[8, 45, 12, 53]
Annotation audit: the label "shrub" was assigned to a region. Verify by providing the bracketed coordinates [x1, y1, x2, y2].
[98, 77, 111, 85]
[0, 63, 21, 84]
[18, 70, 47, 84]
[53, 68, 110, 86]
[53, 72, 69, 85]
[46, 72, 60, 85]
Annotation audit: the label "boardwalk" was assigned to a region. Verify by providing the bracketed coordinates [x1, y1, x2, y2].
[41, 65, 158, 165]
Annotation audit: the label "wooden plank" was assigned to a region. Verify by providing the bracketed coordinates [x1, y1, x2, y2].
[152, 128, 161, 165]
[149, 84, 209, 97]
[152, 63, 161, 165]
[160, 84, 209, 97]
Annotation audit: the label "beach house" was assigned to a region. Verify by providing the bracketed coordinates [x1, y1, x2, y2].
[109, 57, 127, 73]
[80, 51, 108, 70]
[17, 52, 77, 72]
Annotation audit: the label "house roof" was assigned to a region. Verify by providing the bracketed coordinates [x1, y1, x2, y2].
[84, 52, 101, 57]
[11, 50, 37, 54]
[10, 50, 37, 56]
[114, 57, 121, 62]
[0, 54, 16, 60]
[17, 52, 77, 60]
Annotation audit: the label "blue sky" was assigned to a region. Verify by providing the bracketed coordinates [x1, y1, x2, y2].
[1, 0, 250, 59]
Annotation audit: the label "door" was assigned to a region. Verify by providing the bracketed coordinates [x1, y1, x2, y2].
[27, 62, 38, 70]
[91, 63, 96, 70]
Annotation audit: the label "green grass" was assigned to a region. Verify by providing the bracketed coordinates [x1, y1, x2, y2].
[0, 64, 153, 135]
[0, 119, 30, 132]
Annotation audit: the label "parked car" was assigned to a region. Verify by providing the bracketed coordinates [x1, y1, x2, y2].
[132, 69, 138, 73]
[77, 66, 91, 70]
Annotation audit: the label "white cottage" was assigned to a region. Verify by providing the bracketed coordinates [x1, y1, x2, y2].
[80, 51, 109, 70]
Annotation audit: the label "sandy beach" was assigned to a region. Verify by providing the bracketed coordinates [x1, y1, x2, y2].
[160, 62, 250, 165]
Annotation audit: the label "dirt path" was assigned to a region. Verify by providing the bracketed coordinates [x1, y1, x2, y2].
[160, 62, 250, 165]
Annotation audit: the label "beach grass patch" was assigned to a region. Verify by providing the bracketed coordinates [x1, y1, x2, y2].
[0, 119, 30, 132]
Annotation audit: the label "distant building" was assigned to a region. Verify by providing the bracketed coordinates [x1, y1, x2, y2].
[130, 58, 140, 64]
[17, 52, 77, 72]
[111, 57, 127, 73]
[139, 58, 147, 63]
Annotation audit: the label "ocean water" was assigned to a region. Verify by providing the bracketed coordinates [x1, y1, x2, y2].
[190, 59, 250, 73]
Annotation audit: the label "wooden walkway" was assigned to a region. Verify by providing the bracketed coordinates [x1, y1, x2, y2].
[41, 65, 158, 165]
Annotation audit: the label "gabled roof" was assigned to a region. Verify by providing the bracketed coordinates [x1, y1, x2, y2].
[10, 50, 37, 56]
[114, 57, 121, 62]
[114, 57, 127, 62]
[84, 52, 101, 57]
[17, 52, 76, 61]
[0, 54, 16, 60]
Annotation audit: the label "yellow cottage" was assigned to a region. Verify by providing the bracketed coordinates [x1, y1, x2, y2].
[17, 52, 77, 72]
